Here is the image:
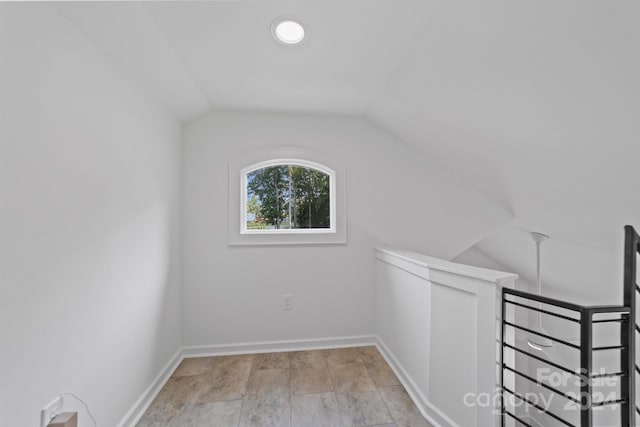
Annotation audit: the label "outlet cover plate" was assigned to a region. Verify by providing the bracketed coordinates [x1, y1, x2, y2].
[41, 396, 63, 427]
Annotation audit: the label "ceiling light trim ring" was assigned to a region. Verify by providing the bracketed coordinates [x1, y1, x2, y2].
[271, 17, 307, 46]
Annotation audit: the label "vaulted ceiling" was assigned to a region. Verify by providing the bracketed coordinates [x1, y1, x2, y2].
[56, 0, 443, 120]
[56, 0, 640, 303]
[366, 0, 640, 304]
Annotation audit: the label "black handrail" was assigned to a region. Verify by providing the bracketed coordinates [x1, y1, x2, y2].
[500, 226, 639, 427]
[623, 225, 639, 426]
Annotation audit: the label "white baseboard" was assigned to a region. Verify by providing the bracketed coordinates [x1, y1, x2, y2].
[118, 335, 376, 426]
[182, 334, 377, 358]
[374, 335, 459, 427]
[117, 348, 183, 427]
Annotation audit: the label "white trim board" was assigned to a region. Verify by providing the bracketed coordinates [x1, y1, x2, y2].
[117, 335, 376, 426]
[183, 334, 376, 358]
[374, 336, 457, 427]
[117, 348, 183, 427]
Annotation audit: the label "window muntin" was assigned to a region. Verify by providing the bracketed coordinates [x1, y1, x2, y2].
[241, 159, 336, 234]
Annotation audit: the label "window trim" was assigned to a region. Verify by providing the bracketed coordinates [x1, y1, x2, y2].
[228, 147, 347, 246]
[240, 159, 336, 235]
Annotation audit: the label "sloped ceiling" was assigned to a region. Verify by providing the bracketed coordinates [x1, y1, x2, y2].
[55, 1, 640, 300]
[55, 0, 443, 120]
[367, 0, 640, 303]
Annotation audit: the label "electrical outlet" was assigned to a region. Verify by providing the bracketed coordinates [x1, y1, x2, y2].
[282, 294, 293, 310]
[41, 396, 63, 427]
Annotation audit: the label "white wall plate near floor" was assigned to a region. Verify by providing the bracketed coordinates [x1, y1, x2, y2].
[41, 396, 63, 427]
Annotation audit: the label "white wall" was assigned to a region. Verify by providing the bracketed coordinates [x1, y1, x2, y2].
[181, 111, 510, 347]
[375, 248, 517, 427]
[0, 4, 181, 426]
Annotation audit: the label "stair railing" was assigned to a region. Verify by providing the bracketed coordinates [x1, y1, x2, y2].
[624, 225, 639, 425]
[500, 225, 639, 427]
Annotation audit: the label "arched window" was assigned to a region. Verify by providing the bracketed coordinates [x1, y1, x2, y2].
[241, 160, 336, 234]
[228, 148, 346, 246]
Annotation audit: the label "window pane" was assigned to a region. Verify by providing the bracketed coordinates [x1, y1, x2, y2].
[246, 165, 330, 230]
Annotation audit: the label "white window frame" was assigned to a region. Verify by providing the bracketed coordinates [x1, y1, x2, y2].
[229, 147, 347, 246]
[241, 159, 336, 235]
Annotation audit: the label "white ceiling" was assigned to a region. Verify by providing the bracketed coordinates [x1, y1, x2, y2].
[366, 0, 640, 301]
[368, 0, 640, 245]
[55, 0, 640, 300]
[56, 0, 443, 120]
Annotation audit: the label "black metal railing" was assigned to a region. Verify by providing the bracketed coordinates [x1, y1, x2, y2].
[500, 225, 639, 427]
[624, 225, 639, 425]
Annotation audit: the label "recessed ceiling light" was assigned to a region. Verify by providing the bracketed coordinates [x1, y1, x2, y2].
[272, 18, 306, 46]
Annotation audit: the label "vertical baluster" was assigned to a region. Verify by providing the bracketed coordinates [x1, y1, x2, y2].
[580, 308, 593, 427]
[501, 288, 506, 427]
[622, 225, 638, 426]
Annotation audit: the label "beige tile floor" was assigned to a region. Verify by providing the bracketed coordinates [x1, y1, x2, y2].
[137, 346, 433, 427]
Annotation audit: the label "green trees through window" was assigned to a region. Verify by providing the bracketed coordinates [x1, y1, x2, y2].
[245, 164, 330, 230]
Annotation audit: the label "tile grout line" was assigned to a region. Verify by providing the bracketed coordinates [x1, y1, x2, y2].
[356, 347, 397, 427]
[288, 352, 292, 427]
[234, 354, 253, 427]
[324, 351, 342, 427]
[323, 350, 347, 427]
